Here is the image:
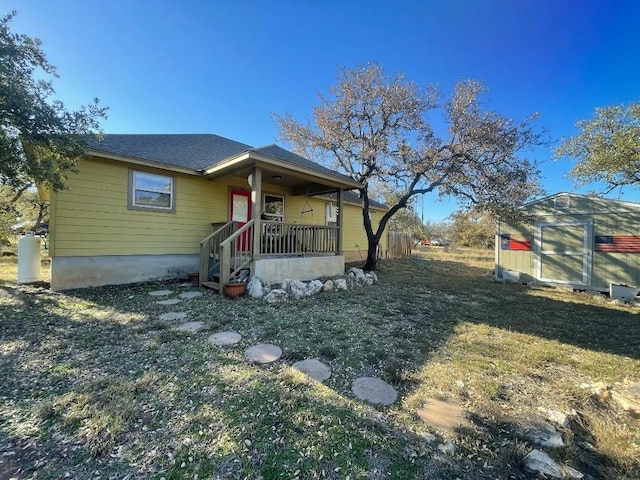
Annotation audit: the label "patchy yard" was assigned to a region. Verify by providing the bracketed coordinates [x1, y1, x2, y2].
[1, 251, 639, 479]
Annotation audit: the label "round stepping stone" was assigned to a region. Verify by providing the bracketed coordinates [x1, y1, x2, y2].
[159, 312, 187, 321]
[179, 291, 203, 300]
[292, 359, 331, 382]
[148, 289, 174, 296]
[176, 321, 205, 332]
[208, 331, 242, 346]
[416, 398, 470, 433]
[156, 298, 182, 306]
[245, 344, 282, 364]
[352, 377, 397, 405]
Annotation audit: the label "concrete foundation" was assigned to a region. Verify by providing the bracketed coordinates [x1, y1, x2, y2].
[51, 254, 199, 291]
[252, 255, 345, 284]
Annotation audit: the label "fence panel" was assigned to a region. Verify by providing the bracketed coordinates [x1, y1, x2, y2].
[388, 231, 412, 258]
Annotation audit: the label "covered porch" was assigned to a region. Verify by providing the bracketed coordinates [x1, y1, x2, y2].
[197, 146, 362, 293]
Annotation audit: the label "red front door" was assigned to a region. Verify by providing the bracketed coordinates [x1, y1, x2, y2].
[230, 189, 251, 250]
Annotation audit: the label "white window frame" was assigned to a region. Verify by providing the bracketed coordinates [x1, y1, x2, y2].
[128, 169, 176, 213]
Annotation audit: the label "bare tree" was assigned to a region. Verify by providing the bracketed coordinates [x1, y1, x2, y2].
[275, 64, 543, 270]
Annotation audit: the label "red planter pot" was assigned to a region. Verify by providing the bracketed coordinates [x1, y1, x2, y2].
[224, 282, 246, 299]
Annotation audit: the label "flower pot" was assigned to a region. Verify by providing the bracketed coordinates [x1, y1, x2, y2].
[225, 282, 246, 299]
[188, 272, 200, 286]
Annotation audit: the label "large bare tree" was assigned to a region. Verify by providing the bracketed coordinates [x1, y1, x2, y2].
[275, 64, 544, 270]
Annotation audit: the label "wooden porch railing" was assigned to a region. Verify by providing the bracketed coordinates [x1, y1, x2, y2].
[219, 220, 255, 289]
[199, 220, 339, 292]
[199, 221, 239, 286]
[261, 221, 339, 256]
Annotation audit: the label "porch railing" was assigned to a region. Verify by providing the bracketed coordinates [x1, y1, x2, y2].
[199, 221, 239, 286]
[261, 221, 339, 256]
[219, 220, 255, 289]
[199, 220, 339, 291]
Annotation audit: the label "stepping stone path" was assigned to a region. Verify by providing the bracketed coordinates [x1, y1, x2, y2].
[417, 398, 470, 433]
[245, 344, 282, 364]
[352, 377, 397, 405]
[292, 359, 331, 382]
[148, 290, 174, 296]
[156, 298, 182, 306]
[160, 312, 187, 321]
[179, 291, 203, 299]
[176, 321, 205, 332]
[208, 331, 242, 346]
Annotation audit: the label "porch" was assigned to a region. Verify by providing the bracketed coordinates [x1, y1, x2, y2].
[198, 153, 360, 293]
[199, 219, 344, 292]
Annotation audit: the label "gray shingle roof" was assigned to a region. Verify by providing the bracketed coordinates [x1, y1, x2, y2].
[87, 134, 252, 171]
[87, 135, 357, 184]
[324, 190, 388, 210]
[86, 134, 373, 200]
[250, 144, 354, 183]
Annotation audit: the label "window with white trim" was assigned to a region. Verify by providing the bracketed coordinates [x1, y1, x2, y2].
[128, 170, 175, 212]
[263, 194, 284, 222]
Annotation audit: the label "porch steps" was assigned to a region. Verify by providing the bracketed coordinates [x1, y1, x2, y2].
[202, 281, 220, 291]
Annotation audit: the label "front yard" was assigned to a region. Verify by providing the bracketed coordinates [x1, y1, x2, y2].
[1, 251, 639, 479]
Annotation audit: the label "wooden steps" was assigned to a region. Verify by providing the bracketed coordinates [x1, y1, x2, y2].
[201, 281, 220, 291]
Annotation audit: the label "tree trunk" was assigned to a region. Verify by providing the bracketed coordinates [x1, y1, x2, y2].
[363, 238, 379, 271]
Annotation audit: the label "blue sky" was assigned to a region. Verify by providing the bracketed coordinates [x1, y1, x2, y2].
[5, 0, 640, 220]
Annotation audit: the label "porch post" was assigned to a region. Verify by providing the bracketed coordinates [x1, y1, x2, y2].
[337, 188, 344, 255]
[251, 166, 262, 260]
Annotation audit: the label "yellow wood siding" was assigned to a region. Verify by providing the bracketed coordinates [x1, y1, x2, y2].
[282, 193, 388, 258]
[51, 157, 387, 259]
[51, 157, 226, 257]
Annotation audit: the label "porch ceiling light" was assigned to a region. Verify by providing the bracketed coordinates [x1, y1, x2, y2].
[272, 174, 282, 181]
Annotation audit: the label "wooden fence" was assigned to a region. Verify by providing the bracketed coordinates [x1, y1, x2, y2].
[388, 231, 412, 258]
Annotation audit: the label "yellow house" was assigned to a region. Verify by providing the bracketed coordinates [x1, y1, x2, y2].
[48, 134, 388, 291]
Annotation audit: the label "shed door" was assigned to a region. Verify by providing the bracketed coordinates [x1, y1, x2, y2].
[534, 221, 592, 285]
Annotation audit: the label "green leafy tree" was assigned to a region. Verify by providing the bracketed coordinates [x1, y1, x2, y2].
[0, 11, 108, 199]
[423, 219, 451, 243]
[276, 63, 544, 270]
[555, 102, 640, 193]
[449, 210, 494, 249]
[0, 185, 47, 241]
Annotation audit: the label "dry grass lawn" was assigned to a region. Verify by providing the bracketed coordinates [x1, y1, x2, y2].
[1, 250, 639, 479]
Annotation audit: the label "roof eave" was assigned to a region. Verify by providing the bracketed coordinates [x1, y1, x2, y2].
[85, 148, 200, 175]
[203, 151, 362, 190]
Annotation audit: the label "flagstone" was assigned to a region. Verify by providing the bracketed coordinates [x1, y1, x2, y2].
[417, 398, 470, 433]
[148, 290, 174, 296]
[245, 344, 282, 364]
[208, 331, 242, 346]
[179, 291, 203, 299]
[292, 359, 331, 382]
[176, 321, 205, 332]
[352, 377, 397, 405]
[156, 298, 182, 306]
[160, 312, 187, 321]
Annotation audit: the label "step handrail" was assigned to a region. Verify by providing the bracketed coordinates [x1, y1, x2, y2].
[219, 220, 255, 289]
[199, 221, 239, 286]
